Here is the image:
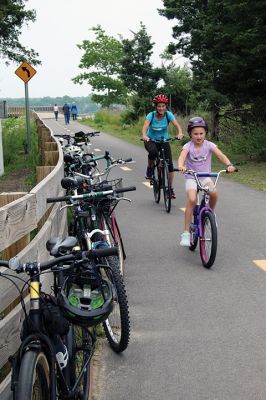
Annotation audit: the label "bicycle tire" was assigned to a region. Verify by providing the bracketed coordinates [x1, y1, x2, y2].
[162, 162, 171, 213]
[153, 164, 161, 204]
[16, 351, 50, 400]
[200, 211, 217, 268]
[101, 214, 125, 276]
[102, 260, 130, 353]
[66, 324, 91, 400]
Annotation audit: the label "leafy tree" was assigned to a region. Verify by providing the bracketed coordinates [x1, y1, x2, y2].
[0, 0, 40, 64]
[160, 54, 194, 115]
[120, 22, 162, 116]
[73, 25, 127, 108]
[159, 0, 266, 124]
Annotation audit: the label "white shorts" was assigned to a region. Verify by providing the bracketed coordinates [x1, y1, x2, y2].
[185, 178, 214, 192]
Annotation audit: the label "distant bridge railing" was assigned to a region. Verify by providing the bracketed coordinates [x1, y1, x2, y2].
[6, 106, 63, 118]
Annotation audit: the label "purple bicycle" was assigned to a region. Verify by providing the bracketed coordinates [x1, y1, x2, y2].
[183, 169, 237, 268]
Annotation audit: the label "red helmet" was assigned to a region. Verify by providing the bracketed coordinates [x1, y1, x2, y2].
[153, 94, 168, 104]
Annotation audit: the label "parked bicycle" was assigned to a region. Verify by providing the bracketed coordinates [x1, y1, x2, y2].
[63, 153, 135, 276]
[177, 168, 237, 268]
[0, 242, 122, 400]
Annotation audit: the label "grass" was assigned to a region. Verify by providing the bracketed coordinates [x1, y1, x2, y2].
[0, 116, 40, 190]
[81, 113, 266, 192]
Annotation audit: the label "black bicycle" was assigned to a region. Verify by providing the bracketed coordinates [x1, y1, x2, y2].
[143, 137, 178, 213]
[1, 241, 121, 400]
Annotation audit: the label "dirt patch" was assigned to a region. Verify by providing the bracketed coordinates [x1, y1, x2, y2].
[0, 167, 32, 193]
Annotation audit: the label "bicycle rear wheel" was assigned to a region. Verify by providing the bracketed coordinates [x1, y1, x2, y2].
[162, 162, 171, 213]
[200, 211, 217, 268]
[66, 325, 92, 400]
[17, 351, 50, 400]
[102, 260, 130, 353]
[153, 164, 161, 203]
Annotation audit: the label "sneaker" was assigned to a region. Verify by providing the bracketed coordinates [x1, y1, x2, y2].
[180, 231, 190, 247]
[170, 188, 176, 199]
[145, 167, 153, 179]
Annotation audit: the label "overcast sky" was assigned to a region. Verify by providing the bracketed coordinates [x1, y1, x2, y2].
[0, 0, 186, 99]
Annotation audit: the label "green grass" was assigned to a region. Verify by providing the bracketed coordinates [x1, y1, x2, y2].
[81, 112, 266, 192]
[0, 116, 40, 190]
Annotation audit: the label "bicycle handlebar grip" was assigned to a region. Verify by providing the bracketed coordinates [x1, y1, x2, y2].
[47, 196, 71, 203]
[124, 158, 133, 163]
[115, 186, 136, 194]
[86, 247, 118, 258]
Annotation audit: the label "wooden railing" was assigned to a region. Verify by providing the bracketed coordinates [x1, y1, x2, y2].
[0, 113, 67, 399]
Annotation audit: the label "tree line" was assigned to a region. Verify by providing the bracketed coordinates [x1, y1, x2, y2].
[1, 0, 265, 139]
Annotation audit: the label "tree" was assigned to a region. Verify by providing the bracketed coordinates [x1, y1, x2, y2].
[120, 22, 162, 116]
[73, 25, 127, 108]
[159, 0, 266, 122]
[0, 0, 40, 64]
[160, 53, 194, 115]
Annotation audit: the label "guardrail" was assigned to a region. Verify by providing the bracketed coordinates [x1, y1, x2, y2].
[0, 113, 67, 399]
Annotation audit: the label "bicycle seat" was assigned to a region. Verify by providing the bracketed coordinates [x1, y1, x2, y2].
[46, 236, 78, 256]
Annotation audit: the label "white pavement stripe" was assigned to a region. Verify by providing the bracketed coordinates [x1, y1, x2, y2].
[142, 181, 152, 188]
[180, 208, 186, 212]
[94, 148, 101, 152]
[253, 260, 266, 271]
[120, 166, 132, 171]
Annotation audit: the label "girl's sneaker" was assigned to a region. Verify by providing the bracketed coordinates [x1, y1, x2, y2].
[180, 231, 190, 246]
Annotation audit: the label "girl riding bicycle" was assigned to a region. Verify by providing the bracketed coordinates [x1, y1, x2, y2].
[178, 116, 235, 246]
[142, 94, 183, 199]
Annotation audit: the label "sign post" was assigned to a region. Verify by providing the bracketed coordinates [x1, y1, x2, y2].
[15, 62, 37, 153]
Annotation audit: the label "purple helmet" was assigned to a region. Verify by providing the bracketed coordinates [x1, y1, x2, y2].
[187, 117, 208, 134]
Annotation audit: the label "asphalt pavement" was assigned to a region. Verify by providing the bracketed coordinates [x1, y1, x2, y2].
[42, 114, 266, 400]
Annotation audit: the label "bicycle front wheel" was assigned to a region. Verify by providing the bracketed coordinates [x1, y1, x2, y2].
[66, 325, 91, 400]
[200, 211, 217, 268]
[153, 164, 161, 203]
[102, 261, 130, 353]
[17, 351, 50, 400]
[162, 162, 171, 213]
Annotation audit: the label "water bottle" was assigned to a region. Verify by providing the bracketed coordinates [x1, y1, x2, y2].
[52, 335, 68, 370]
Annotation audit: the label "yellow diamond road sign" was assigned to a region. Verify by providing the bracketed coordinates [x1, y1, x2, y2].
[15, 62, 37, 83]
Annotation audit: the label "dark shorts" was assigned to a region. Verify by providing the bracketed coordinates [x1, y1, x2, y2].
[144, 141, 174, 172]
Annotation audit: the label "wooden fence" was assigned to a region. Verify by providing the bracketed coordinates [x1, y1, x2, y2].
[0, 113, 67, 399]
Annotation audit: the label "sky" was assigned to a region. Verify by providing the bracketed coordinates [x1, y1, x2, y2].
[0, 0, 186, 99]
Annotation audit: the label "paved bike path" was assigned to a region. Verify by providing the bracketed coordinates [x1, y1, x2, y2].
[43, 115, 266, 400]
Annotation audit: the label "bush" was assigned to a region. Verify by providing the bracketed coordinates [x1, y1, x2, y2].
[2, 116, 40, 178]
[229, 124, 266, 161]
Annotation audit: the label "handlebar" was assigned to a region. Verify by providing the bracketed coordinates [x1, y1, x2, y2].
[47, 185, 136, 203]
[174, 168, 238, 191]
[0, 247, 118, 274]
[141, 137, 180, 143]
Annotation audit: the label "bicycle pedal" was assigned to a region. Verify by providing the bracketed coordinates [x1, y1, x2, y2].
[150, 180, 154, 186]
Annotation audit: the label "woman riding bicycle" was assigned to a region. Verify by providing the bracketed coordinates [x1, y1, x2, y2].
[142, 94, 183, 199]
[178, 116, 235, 246]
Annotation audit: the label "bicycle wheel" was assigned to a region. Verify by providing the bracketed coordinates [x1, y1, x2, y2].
[17, 351, 50, 400]
[102, 260, 130, 353]
[162, 162, 171, 213]
[66, 325, 91, 400]
[200, 211, 217, 268]
[101, 214, 125, 276]
[153, 164, 161, 204]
